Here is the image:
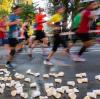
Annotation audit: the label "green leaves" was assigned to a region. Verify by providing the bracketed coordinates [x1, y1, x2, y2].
[0, 0, 3, 4]
[19, 3, 36, 22]
[0, 9, 8, 18]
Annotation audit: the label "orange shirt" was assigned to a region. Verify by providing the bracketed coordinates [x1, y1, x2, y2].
[35, 13, 46, 30]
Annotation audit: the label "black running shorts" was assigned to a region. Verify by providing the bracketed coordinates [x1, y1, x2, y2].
[52, 35, 67, 52]
[76, 33, 92, 42]
[8, 38, 18, 47]
[34, 30, 46, 40]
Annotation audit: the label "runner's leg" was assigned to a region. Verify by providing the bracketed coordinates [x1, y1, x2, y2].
[44, 35, 60, 65]
[6, 38, 18, 68]
[41, 37, 48, 55]
[28, 37, 38, 58]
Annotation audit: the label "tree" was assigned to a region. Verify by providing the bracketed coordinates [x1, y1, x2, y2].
[19, 3, 36, 22]
[48, 0, 73, 20]
[0, 9, 8, 17]
[0, 0, 13, 17]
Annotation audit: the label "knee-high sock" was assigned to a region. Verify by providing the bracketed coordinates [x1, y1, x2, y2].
[78, 46, 87, 56]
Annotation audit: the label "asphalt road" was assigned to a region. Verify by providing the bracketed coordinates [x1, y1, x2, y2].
[0, 45, 100, 99]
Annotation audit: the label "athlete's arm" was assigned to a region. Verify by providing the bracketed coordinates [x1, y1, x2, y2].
[0, 28, 7, 33]
[47, 21, 60, 30]
[86, 11, 96, 20]
[89, 14, 96, 20]
[7, 20, 21, 26]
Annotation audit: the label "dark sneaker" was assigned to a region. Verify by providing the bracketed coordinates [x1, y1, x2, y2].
[5, 63, 14, 69]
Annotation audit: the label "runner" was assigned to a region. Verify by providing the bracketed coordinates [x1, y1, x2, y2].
[71, 7, 84, 44]
[72, 1, 97, 62]
[0, 15, 8, 44]
[23, 16, 30, 45]
[5, 5, 22, 68]
[0, 15, 8, 59]
[28, 8, 48, 58]
[67, 7, 84, 54]
[96, 17, 100, 43]
[44, 6, 69, 65]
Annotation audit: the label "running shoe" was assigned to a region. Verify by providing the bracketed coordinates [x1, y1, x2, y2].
[43, 60, 53, 66]
[5, 63, 14, 69]
[71, 54, 86, 62]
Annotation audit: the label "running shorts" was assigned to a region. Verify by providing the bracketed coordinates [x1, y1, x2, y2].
[34, 30, 46, 41]
[8, 38, 18, 47]
[52, 34, 68, 51]
[76, 33, 92, 42]
[24, 31, 29, 40]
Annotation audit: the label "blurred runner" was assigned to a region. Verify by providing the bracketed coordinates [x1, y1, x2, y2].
[23, 16, 30, 45]
[28, 8, 48, 58]
[96, 17, 100, 43]
[71, 7, 84, 45]
[0, 15, 8, 59]
[71, 1, 97, 62]
[5, 6, 22, 68]
[44, 6, 69, 66]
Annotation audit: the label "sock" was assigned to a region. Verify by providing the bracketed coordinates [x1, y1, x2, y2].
[46, 59, 49, 61]
[78, 46, 87, 56]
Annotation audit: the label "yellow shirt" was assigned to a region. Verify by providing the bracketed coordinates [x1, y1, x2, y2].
[49, 13, 62, 23]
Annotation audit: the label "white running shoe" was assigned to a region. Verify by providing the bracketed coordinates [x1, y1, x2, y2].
[70, 53, 76, 58]
[43, 60, 53, 66]
[72, 55, 86, 62]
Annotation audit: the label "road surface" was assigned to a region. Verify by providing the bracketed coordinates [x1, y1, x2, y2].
[0, 44, 100, 99]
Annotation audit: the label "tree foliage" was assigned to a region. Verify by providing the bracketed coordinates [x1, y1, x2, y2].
[0, 9, 8, 17]
[0, 0, 13, 17]
[19, 3, 36, 22]
[48, 0, 80, 19]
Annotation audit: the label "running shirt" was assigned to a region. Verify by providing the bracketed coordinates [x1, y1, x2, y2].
[35, 13, 46, 30]
[72, 13, 81, 30]
[48, 13, 63, 34]
[8, 14, 20, 38]
[0, 20, 6, 39]
[77, 9, 91, 33]
[96, 21, 100, 34]
[49, 13, 62, 23]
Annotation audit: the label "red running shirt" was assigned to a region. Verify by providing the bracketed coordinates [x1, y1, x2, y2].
[96, 26, 100, 34]
[35, 13, 46, 30]
[77, 9, 91, 33]
[0, 20, 6, 39]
